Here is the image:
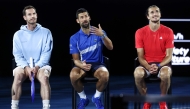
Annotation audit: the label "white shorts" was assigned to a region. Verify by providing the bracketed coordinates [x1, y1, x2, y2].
[13, 65, 52, 77]
[137, 66, 171, 78]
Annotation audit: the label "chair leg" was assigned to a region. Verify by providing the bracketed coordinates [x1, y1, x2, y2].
[107, 82, 110, 109]
[72, 87, 77, 109]
[104, 89, 106, 109]
[103, 82, 109, 109]
[134, 82, 137, 109]
[167, 85, 172, 109]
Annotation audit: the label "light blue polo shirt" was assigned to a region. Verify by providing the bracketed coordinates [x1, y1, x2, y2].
[70, 28, 106, 63]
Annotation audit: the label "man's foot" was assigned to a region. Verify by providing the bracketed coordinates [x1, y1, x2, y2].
[159, 102, 168, 109]
[143, 102, 151, 109]
[92, 96, 104, 109]
[77, 98, 89, 109]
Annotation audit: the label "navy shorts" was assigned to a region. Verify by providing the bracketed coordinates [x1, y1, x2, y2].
[74, 62, 106, 76]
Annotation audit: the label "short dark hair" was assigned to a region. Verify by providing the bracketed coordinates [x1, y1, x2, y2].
[76, 8, 89, 19]
[22, 5, 36, 16]
[146, 5, 161, 16]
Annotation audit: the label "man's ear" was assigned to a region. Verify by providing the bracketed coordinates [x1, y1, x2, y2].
[23, 15, 26, 20]
[147, 15, 150, 20]
[76, 19, 79, 23]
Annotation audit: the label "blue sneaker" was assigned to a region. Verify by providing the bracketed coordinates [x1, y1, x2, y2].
[92, 96, 104, 109]
[77, 98, 89, 109]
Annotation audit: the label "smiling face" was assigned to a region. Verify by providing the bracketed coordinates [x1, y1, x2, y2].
[147, 6, 161, 23]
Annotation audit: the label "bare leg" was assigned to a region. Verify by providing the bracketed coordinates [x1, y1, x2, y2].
[36, 69, 51, 100]
[70, 67, 86, 92]
[134, 67, 147, 95]
[12, 68, 28, 100]
[94, 67, 109, 92]
[159, 67, 172, 95]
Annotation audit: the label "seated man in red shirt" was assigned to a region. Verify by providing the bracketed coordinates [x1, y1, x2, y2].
[134, 5, 174, 109]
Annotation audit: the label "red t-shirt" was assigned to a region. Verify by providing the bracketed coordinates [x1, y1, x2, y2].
[135, 24, 174, 63]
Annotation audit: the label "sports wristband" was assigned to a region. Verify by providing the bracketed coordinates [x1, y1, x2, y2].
[101, 34, 107, 39]
[157, 63, 161, 68]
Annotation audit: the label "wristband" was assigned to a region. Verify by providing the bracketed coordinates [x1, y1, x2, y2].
[156, 63, 161, 68]
[101, 34, 107, 39]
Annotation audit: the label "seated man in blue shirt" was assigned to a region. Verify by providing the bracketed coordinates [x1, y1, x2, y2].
[69, 8, 113, 109]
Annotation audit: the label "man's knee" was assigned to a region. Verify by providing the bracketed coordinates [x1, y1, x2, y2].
[13, 67, 25, 77]
[13, 70, 24, 86]
[98, 71, 109, 82]
[70, 67, 84, 80]
[37, 69, 50, 85]
[134, 67, 145, 79]
[159, 66, 172, 80]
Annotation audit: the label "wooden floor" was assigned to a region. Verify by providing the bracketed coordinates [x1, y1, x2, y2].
[0, 75, 190, 109]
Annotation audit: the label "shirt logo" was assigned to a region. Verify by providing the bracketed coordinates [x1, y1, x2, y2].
[160, 36, 162, 39]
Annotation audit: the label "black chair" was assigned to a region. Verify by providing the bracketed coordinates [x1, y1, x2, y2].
[134, 57, 172, 109]
[12, 58, 16, 70]
[71, 56, 110, 109]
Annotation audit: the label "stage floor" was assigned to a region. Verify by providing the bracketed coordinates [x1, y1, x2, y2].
[0, 75, 190, 109]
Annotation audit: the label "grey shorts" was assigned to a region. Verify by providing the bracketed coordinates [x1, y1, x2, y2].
[137, 62, 171, 78]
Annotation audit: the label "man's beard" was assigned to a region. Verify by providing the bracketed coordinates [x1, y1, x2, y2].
[151, 19, 160, 23]
[27, 19, 37, 25]
[81, 22, 90, 29]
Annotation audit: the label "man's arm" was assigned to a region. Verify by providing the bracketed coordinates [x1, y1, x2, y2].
[13, 33, 29, 68]
[35, 30, 53, 68]
[158, 28, 174, 67]
[159, 48, 173, 67]
[101, 32, 113, 50]
[137, 48, 151, 70]
[72, 53, 83, 68]
[72, 53, 91, 71]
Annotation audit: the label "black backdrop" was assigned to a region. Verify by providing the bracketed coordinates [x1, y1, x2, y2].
[0, 0, 190, 77]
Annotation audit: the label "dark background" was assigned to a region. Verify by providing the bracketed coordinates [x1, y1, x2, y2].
[0, 0, 190, 77]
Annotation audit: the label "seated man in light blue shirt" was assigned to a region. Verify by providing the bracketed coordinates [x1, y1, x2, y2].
[69, 8, 113, 109]
[11, 5, 53, 109]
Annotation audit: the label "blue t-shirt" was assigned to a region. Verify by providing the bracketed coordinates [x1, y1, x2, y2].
[70, 29, 106, 63]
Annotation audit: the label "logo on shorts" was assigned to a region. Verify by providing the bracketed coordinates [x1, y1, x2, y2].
[160, 36, 162, 39]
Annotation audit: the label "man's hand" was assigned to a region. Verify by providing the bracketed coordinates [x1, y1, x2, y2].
[24, 66, 33, 81]
[32, 66, 40, 78]
[149, 64, 159, 74]
[81, 60, 91, 71]
[90, 24, 104, 36]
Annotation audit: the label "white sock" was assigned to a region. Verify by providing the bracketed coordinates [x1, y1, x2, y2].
[43, 100, 50, 107]
[94, 90, 102, 98]
[11, 100, 19, 108]
[78, 90, 87, 99]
